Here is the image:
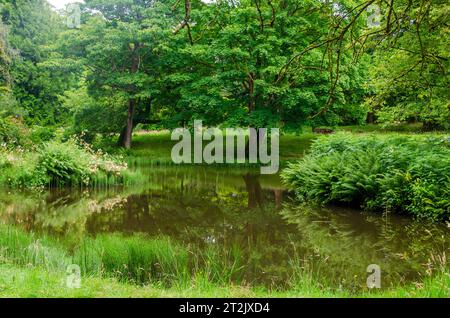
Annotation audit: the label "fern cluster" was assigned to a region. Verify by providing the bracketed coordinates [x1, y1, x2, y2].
[281, 133, 450, 221]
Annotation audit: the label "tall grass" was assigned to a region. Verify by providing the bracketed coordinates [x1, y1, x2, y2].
[281, 133, 450, 221]
[0, 225, 69, 271]
[0, 225, 247, 287]
[1, 224, 448, 297]
[73, 234, 190, 285]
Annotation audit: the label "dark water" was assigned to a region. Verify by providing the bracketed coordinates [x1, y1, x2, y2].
[0, 166, 449, 290]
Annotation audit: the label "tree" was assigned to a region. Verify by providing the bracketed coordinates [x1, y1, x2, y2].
[0, 0, 75, 125]
[59, 0, 179, 148]
[166, 0, 369, 128]
[0, 20, 11, 88]
[364, 0, 449, 128]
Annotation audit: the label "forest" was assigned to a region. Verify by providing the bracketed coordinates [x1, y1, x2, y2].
[0, 0, 448, 298]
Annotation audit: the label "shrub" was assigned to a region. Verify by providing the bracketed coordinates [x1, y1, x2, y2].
[0, 138, 130, 188]
[281, 133, 450, 221]
[0, 116, 30, 148]
[30, 125, 56, 144]
[36, 140, 93, 186]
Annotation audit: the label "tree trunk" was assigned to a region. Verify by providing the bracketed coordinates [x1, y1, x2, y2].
[422, 121, 440, 131]
[118, 43, 140, 149]
[243, 173, 263, 208]
[117, 125, 127, 147]
[366, 112, 375, 124]
[119, 99, 136, 149]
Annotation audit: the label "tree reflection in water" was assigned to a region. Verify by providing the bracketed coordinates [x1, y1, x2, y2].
[0, 166, 448, 290]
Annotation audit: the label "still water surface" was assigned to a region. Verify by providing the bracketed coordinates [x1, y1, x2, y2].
[1, 166, 448, 290]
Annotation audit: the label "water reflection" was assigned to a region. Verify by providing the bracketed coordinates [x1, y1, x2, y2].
[0, 166, 448, 290]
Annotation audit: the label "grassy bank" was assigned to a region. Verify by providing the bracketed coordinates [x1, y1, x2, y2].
[0, 224, 448, 298]
[1, 264, 448, 298]
[126, 124, 441, 165]
[0, 139, 145, 188]
[282, 133, 450, 221]
[126, 131, 317, 166]
[2, 126, 439, 187]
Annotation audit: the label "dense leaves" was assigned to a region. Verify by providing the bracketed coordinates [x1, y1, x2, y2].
[282, 133, 450, 221]
[1, 0, 448, 147]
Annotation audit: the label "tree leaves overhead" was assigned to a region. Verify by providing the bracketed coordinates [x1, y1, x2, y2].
[1, 0, 448, 144]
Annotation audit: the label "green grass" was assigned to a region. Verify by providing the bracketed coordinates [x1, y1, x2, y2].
[126, 131, 317, 166]
[0, 224, 448, 298]
[72, 234, 190, 285]
[0, 264, 448, 298]
[126, 123, 445, 166]
[127, 132, 176, 165]
[0, 225, 252, 289]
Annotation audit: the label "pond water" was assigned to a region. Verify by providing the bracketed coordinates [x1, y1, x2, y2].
[1, 165, 449, 291]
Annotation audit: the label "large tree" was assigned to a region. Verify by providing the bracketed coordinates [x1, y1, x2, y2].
[0, 0, 75, 125]
[165, 0, 370, 128]
[59, 0, 178, 148]
[0, 18, 16, 116]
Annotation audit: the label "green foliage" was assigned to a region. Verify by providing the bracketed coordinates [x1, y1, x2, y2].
[1, 0, 73, 125]
[161, 0, 369, 128]
[0, 138, 131, 188]
[365, 0, 449, 128]
[0, 116, 27, 146]
[63, 87, 127, 142]
[282, 133, 450, 221]
[36, 140, 94, 186]
[29, 125, 56, 143]
[1, 0, 448, 146]
[73, 234, 189, 285]
[0, 19, 12, 88]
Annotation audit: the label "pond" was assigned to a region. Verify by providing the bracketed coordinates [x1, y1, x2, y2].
[0, 165, 448, 291]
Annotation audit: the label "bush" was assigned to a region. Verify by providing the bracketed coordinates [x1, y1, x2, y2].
[0, 116, 30, 148]
[0, 138, 130, 188]
[30, 125, 56, 144]
[36, 140, 93, 186]
[281, 133, 450, 221]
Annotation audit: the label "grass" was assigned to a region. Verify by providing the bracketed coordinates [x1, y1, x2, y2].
[0, 225, 251, 288]
[126, 131, 317, 166]
[126, 122, 446, 166]
[0, 224, 448, 298]
[2, 125, 449, 297]
[0, 264, 448, 298]
[72, 234, 190, 285]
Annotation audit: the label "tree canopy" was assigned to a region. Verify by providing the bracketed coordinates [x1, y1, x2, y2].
[0, 0, 448, 148]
